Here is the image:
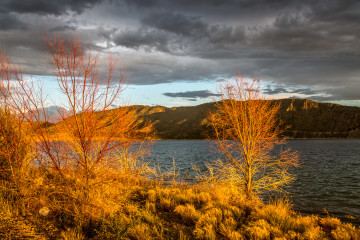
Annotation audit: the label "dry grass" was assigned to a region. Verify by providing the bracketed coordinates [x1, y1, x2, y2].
[174, 204, 201, 224]
[0, 167, 359, 239]
[0, 108, 358, 239]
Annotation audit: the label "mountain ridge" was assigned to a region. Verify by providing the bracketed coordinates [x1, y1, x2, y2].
[52, 99, 360, 139]
[127, 99, 360, 139]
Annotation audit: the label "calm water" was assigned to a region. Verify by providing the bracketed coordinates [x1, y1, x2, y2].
[145, 139, 360, 225]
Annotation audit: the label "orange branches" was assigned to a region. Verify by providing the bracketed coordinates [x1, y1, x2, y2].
[39, 34, 149, 191]
[0, 50, 34, 185]
[208, 73, 299, 200]
[0, 34, 151, 203]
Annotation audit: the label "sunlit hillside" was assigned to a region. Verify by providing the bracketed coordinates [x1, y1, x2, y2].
[50, 99, 360, 140]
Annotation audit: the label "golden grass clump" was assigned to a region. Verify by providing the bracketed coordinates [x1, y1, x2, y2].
[147, 189, 157, 202]
[301, 225, 324, 240]
[128, 223, 152, 240]
[245, 219, 271, 240]
[217, 207, 244, 239]
[193, 223, 217, 240]
[222, 231, 245, 240]
[145, 201, 156, 213]
[157, 196, 173, 211]
[331, 223, 359, 240]
[319, 216, 342, 230]
[194, 191, 212, 205]
[255, 200, 296, 232]
[174, 204, 201, 224]
[172, 188, 195, 204]
[290, 215, 318, 234]
[60, 227, 85, 240]
[193, 207, 223, 239]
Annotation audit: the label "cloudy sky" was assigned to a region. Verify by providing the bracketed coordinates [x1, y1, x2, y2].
[1, 0, 359, 107]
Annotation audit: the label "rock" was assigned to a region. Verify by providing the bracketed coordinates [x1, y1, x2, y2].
[38, 207, 50, 217]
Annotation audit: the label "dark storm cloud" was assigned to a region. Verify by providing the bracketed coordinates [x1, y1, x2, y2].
[291, 88, 320, 95]
[263, 87, 289, 95]
[121, 0, 360, 54]
[163, 90, 221, 99]
[273, 12, 307, 29]
[0, 0, 109, 74]
[124, 0, 291, 12]
[253, 21, 360, 52]
[113, 12, 246, 56]
[263, 87, 319, 96]
[2, 0, 104, 15]
[257, 58, 360, 87]
[113, 27, 173, 52]
[0, 0, 359, 104]
[48, 25, 76, 32]
[0, 13, 26, 30]
[308, 0, 358, 20]
[142, 12, 208, 38]
[143, 11, 246, 45]
[111, 0, 360, 83]
[251, 1, 360, 53]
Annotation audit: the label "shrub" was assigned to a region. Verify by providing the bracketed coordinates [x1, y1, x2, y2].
[0, 109, 32, 184]
[207, 74, 299, 200]
[331, 223, 359, 240]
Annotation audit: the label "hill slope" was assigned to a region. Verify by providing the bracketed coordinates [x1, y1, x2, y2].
[129, 99, 360, 139]
[54, 99, 360, 139]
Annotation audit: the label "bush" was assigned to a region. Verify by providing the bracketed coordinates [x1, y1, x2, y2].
[207, 74, 299, 200]
[0, 109, 32, 183]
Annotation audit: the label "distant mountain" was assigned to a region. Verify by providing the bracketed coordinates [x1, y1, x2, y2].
[129, 104, 213, 139]
[53, 99, 360, 139]
[37, 106, 71, 123]
[127, 99, 360, 139]
[275, 99, 360, 138]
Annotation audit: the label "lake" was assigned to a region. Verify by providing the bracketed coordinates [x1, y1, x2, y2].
[144, 139, 360, 225]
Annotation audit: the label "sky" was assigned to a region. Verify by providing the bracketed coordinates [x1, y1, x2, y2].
[0, 0, 360, 107]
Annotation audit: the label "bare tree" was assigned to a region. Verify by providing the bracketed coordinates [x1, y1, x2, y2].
[0, 51, 33, 188]
[0, 34, 151, 207]
[207, 73, 299, 200]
